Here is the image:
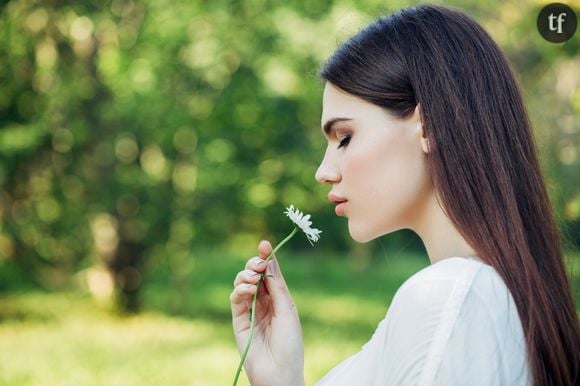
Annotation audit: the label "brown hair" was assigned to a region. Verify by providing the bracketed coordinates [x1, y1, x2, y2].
[320, 4, 579, 386]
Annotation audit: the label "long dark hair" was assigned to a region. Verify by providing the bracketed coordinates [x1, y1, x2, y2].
[320, 4, 579, 386]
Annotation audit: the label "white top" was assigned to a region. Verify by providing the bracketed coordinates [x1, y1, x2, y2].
[314, 257, 532, 386]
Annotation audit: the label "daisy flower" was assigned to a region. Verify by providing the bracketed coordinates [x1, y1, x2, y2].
[284, 205, 322, 245]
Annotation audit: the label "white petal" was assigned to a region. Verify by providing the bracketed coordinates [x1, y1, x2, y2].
[284, 205, 322, 244]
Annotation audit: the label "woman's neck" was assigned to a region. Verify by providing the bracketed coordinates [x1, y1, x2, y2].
[411, 189, 478, 265]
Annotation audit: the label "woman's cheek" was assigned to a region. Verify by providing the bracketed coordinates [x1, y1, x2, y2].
[343, 148, 372, 186]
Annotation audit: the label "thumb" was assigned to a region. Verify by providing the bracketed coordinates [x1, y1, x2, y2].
[264, 257, 295, 310]
[258, 240, 295, 310]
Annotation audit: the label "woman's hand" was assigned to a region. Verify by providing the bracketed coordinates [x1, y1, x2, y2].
[230, 240, 305, 386]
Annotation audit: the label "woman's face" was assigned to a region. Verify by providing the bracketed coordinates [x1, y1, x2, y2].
[316, 82, 432, 242]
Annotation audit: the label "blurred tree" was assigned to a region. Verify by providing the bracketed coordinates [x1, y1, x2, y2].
[0, 0, 577, 312]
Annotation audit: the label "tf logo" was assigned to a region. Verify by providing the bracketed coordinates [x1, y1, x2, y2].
[537, 3, 577, 43]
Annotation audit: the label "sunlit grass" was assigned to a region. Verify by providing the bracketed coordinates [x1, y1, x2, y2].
[0, 249, 578, 385]
[0, 292, 239, 386]
[0, 249, 427, 386]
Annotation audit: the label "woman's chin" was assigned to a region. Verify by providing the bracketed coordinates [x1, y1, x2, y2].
[348, 222, 376, 243]
[348, 220, 402, 243]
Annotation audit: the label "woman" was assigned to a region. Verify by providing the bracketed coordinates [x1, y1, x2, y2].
[230, 4, 580, 386]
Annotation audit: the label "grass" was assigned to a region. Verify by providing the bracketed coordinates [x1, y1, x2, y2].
[0, 249, 578, 386]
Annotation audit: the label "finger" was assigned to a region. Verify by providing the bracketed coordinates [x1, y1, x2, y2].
[263, 257, 295, 310]
[244, 256, 268, 273]
[233, 269, 261, 287]
[230, 283, 258, 319]
[258, 240, 274, 260]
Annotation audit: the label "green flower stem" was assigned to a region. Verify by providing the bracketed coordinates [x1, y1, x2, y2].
[264, 227, 298, 264]
[233, 227, 299, 386]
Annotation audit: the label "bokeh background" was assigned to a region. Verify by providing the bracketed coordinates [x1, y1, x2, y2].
[0, 0, 578, 385]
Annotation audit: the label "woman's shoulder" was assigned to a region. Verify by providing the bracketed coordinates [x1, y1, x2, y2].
[403, 256, 486, 282]
[399, 256, 501, 289]
[397, 256, 481, 291]
[391, 256, 510, 315]
[385, 256, 523, 345]
[380, 257, 530, 384]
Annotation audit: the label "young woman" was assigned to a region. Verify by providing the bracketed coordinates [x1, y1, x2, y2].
[230, 4, 580, 386]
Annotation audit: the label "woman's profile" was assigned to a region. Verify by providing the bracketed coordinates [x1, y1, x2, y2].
[230, 4, 580, 386]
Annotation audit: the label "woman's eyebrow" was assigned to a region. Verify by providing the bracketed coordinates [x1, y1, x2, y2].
[322, 117, 353, 136]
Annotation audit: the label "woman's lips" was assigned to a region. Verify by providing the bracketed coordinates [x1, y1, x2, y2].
[328, 192, 348, 216]
[335, 201, 347, 216]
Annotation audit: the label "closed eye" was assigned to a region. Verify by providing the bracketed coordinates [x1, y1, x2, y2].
[338, 135, 351, 149]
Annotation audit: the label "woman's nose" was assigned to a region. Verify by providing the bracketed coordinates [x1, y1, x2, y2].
[315, 156, 341, 184]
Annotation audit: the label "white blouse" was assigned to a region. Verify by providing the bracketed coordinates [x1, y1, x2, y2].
[314, 257, 532, 386]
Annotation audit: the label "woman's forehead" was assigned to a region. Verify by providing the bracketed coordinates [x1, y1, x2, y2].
[321, 83, 394, 128]
[322, 84, 368, 119]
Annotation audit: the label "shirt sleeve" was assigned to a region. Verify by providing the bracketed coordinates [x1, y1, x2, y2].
[375, 277, 461, 385]
[313, 317, 388, 386]
[374, 261, 482, 385]
[376, 262, 530, 386]
[432, 281, 531, 385]
[315, 274, 470, 386]
[315, 259, 531, 386]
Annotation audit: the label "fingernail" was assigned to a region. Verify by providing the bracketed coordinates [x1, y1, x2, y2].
[268, 260, 278, 278]
[254, 258, 265, 266]
[248, 270, 259, 277]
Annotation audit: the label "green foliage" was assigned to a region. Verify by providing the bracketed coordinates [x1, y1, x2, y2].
[0, 0, 578, 308]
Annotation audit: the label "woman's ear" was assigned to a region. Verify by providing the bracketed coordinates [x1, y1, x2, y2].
[420, 135, 431, 154]
[414, 104, 431, 154]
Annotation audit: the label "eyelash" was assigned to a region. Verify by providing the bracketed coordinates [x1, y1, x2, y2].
[338, 135, 351, 149]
